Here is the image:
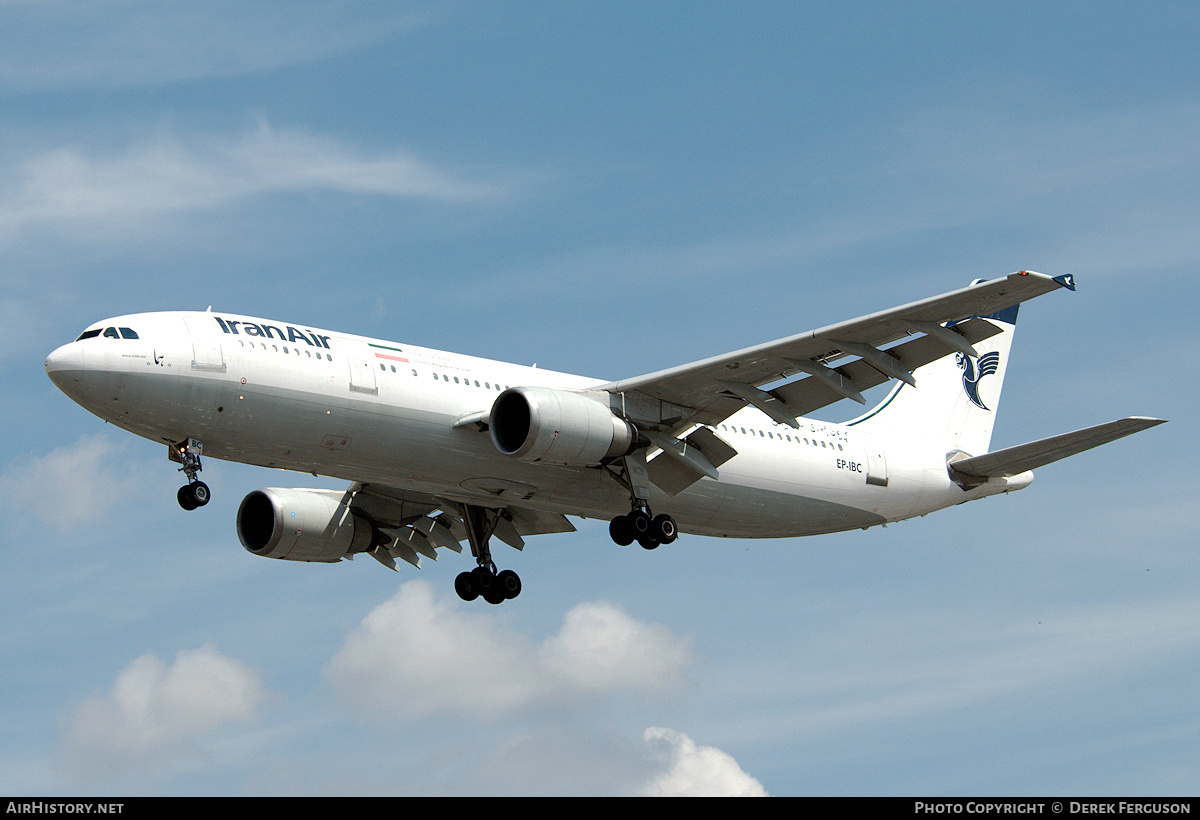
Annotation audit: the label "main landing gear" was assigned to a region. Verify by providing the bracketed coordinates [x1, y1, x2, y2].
[455, 565, 521, 606]
[170, 438, 210, 511]
[453, 505, 521, 605]
[609, 506, 678, 550]
[604, 454, 678, 550]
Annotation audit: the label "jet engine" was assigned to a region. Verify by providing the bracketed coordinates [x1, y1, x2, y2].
[237, 488, 377, 562]
[489, 386, 637, 466]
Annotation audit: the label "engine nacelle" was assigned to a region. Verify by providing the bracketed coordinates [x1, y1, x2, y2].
[236, 488, 376, 562]
[489, 386, 636, 466]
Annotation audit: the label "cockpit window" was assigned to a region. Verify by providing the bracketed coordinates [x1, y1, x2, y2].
[75, 326, 140, 341]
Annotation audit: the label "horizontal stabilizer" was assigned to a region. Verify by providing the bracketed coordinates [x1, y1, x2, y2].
[950, 417, 1166, 479]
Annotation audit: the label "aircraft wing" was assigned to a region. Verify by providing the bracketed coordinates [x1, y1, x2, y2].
[601, 271, 1076, 432]
[347, 482, 575, 570]
[948, 417, 1167, 483]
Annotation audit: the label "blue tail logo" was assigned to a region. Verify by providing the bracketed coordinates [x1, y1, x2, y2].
[956, 351, 1000, 410]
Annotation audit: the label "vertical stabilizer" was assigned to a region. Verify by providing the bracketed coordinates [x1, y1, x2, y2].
[847, 305, 1019, 456]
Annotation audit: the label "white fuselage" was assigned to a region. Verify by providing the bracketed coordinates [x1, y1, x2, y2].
[44, 311, 1026, 539]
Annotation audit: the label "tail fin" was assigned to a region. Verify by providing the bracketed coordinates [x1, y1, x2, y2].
[846, 304, 1019, 456]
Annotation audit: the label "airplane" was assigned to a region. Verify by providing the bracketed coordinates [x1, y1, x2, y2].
[44, 271, 1165, 605]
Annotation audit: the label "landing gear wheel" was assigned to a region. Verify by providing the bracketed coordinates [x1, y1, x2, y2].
[628, 509, 652, 539]
[473, 566, 503, 605]
[177, 481, 210, 510]
[177, 485, 198, 511]
[455, 571, 479, 602]
[190, 481, 211, 507]
[651, 513, 677, 544]
[637, 534, 660, 550]
[471, 566, 496, 593]
[496, 569, 522, 600]
[609, 515, 635, 546]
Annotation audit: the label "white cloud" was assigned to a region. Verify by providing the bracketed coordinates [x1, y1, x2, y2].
[0, 435, 147, 533]
[640, 727, 768, 797]
[58, 645, 268, 781]
[325, 581, 695, 723]
[539, 600, 696, 693]
[0, 122, 510, 243]
[0, 2, 429, 91]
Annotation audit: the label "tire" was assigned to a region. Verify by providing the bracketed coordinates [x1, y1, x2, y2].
[177, 485, 198, 511]
[455, 571, 479, 602]
[496, 569, 522, 600]
[609, 515, 635, 546]
[652, 513, 677, 544]
[191, 481, 211, 507]
[628, 509, 652, 537]
[471, 566, 496, 591]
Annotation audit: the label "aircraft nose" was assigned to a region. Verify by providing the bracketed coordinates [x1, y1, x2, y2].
[44, 342, 86, 390]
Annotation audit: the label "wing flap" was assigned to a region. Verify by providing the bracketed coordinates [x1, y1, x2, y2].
[347, 483, 575, 565]
[771, 316, 1002, 418]
[644, 426, 739, 496]
[950, 417, 1166, 479]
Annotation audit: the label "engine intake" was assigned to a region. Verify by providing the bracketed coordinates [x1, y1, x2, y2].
[489, 386, 636, 466]
[237, 488, 376, 562]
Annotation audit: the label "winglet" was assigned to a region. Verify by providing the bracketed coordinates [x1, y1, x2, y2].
[1051, 273, 1077, 291]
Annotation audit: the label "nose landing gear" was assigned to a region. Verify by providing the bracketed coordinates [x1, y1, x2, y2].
[169, 438, 210, 510]
[177, 480, 210, 510]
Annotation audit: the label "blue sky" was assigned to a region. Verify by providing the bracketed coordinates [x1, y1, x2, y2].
[1, 1, 1197, 796]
